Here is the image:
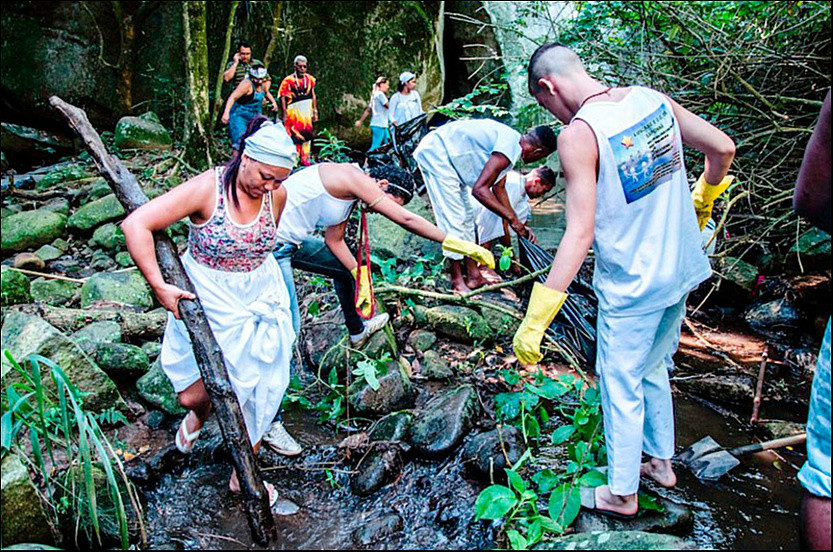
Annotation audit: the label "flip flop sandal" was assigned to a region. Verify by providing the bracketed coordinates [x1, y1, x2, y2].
[579, 486, 639, 520]
[175, 413, 202, 454]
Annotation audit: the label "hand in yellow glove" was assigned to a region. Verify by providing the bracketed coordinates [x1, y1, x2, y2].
[513, 283, 568, 365]
[691, 174, 734, 231]
[351, 267, 373, 317]
[441, 235, 495, 269]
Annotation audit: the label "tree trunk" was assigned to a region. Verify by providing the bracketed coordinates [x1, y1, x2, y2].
[48, 96, 279, 547]
[262, 2, 284, 70]
[111, 2, 134, 114]
[182, 1, 215, 170]
[211, 1, 240, 128]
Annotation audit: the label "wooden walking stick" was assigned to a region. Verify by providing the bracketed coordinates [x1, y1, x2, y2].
[49, 96, 278, 546]
[750, 344, 769, 424]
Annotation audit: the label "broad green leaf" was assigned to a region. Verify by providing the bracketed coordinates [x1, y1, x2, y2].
[475, 484, 518, 520]
[579, 469, 607, 487]
[532, 468, 560, 492]
[551, 425, 575, 445]
[505, 468, 526, 494]
[548, 484, 581, 528]
[506, 529, 528, 550]
[638, 492, 665, 512]
[528, 379, 570, 400]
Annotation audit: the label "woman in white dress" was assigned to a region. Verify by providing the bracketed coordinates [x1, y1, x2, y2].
[122, 116, 297, 506]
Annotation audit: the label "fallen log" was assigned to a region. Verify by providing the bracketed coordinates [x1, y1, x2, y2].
[49, 96, 278, 545]
[7, 304, 167, 338]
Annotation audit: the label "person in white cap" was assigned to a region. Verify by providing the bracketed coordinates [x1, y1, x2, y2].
[122, 115, 299, 508]
[279, 54, 318, 166]
[389, 71, 424, 127]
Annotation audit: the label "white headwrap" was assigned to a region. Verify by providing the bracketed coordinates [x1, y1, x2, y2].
[243, 122, 297, 169]
[294, 55, 308, 65]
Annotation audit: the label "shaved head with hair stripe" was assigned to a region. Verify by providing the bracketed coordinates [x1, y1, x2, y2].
[528, 44, 586, 95]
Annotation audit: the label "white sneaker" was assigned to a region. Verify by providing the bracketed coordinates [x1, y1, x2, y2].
[349, 312, 390, 348]
[263, 421, 302, 456]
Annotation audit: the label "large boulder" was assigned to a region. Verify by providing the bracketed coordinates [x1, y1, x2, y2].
[407, 384, 480, 457]
[80, 270, 154, 309]
[67, 194, 126, 232]
[0, 312, 126, 413]
[367, 193, 442, 261]
[93, 342, 150, 377]
[136, 358, 184, 415]
[30, 277, 81, 306]
[416, 305, 492, 343]
[1, 267, 32, 306]
[114, 112, 173, 150]
[71, 321, 123, 355]
[1, 453, 55, 547]
[1, 209, 67, 252]
[533, 531, 696, 550]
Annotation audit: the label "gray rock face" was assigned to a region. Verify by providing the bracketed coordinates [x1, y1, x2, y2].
[114, 113, 173, 150]
[30, 277, 81, 306]
[408, 329, 437, 352]
[0, 312, 126, 413]
[419, 349, 454, 380]
[407, 385, 480, 458]
[367, 193, 442, 261]
[1, 453, 55, 547]
[575, 497, 693, 536]
[80, 270, 154, 308]
[462, 426, 525, 479]
[34, 244, 63, 262]
[348, 361, 414, 416]
[71, 321, 123, 355]
[1, 267, 31, 306]
[136, 359, 185, 415]
[533, 531, 696, 550]
[67, 194, 126, 232]
[1, 209, 67, 252]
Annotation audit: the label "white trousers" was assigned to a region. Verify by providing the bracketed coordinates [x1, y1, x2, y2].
[597, 295, 687, 495]
[414, 149, 476, 260]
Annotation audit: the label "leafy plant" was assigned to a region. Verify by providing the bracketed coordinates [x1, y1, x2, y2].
[498, 245, 514, 272]
[313, 129, 353, 163]
[435, 83, 511, 120]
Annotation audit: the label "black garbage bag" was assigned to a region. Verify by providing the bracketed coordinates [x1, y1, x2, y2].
[518, 237, 597, 367]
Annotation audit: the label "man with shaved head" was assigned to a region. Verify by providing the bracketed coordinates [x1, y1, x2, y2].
[513, 44, 736, 517]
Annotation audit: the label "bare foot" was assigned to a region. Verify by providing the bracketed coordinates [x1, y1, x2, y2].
[465, 275, 490, 290]
[229, 473, 277, 506]
[480, 268, 502, 284]
[451, 278, 472, 294]
[640, 458, 677, 488]
[594, 485, 638, 516]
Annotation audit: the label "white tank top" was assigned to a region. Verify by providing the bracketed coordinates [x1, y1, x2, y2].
[572, 86, 711, 316]
[275, 165, 356, 245]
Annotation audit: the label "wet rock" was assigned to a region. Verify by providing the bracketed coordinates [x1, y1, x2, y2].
[761, 420, 805, 440]
[0, 312, 126, 413]
[1, 452, 55, 547]
[115, 251, 135, 268]
[789, 227, 831, 268]
[114, 113, 173, 150]
[534, 531, 696, 550]
[351, 445, 403, 496]
[146, 410, 167, 429]
[13, 252, 45, 270]
[90, 250, 117, 271]
[744, 298, 801, 332]
[81, 270, 154, 309]
[352, 512, 403, 545]
[370, 411, 413, 441]
[304, 322, 348, 372]
[1, 209, 67, 252]
[67, 194, 126, 232]
[408, 385, 480, 458]
[420, 349, 454, 380]
[91, 222, 126, 250]
[1, 267, 31, 306]
[575, 497, 693, 536]
[717, 256, 759, 291]
[34, 244, 62, 262]
[30, 278, 81, 306]
[41, 197, 70, 216]
[137, 359, 185, 415]
[675, 374, 755, 406]
[408, 329, 437, 352]
[348, 361, 414, 416]
[368, 193, 441, 260]
[462, 426, 524, 479]
[421, 305, 492, 343]
[94, 342, 150, 376]
[142, 340, 163, 360]
[71, 321, 123, 354]
[51, 238, 69, 252]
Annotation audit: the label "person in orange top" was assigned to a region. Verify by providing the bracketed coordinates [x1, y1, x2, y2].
[279, 55, 318, 166]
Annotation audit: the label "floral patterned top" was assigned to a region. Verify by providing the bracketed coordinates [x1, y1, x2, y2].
[188, 168, 277, 272]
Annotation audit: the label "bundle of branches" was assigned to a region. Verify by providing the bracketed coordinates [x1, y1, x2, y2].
[519, 237, 597, 366]
[554, 1, 830, 270]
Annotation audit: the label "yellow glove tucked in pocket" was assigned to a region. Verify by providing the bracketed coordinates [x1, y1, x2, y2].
[442, 235, 495, 269]
[692, 174, 734, 231]
[351, 267, 373, 318]
[513, 283, 568, 365]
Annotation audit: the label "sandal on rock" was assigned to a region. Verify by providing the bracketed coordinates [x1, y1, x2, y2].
[175, 412, 202, 454]
[579, 486, 638, 520]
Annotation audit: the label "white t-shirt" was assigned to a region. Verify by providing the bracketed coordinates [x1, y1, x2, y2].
[572, 86, 711, 316]
[389, 90, 424, 125]
[414, 119, 522, 189]
[473, 171, 530, 243]
[370, 91, 389, 128]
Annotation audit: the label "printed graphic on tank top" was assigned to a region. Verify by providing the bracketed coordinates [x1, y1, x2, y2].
[608, 103, 682, 204]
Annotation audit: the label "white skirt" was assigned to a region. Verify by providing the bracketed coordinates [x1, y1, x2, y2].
[159, 251, 295, 444]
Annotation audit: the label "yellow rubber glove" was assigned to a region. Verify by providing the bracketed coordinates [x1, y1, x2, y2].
[351, 267, 373, 318]
[441, 235, 495, 269]
[513, 283, 568, 365]
[691, 174, 734, 231]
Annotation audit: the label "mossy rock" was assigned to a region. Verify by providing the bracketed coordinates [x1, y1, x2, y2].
[34, 244, 63, 262]
[534, 531, 696, 550]
[137, 359, 184, 415]
[67, 194, 126, 232]
[30, 278, 81, 306]
[1, 267, 32, 306]
[114, 114, 173, 150]
[91, 223, 126, 251]
[1, 209, 67, 252]
[115, 251, 135, 268]
[81, 271, 154, 309]
[367, 193, 441, 261]
[717, 256, 759, 291]
[93, 342, 150, 376]
[1, 453, 55, 547]
[71, 321, 123, 355]
[422, 305, 492, 343]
